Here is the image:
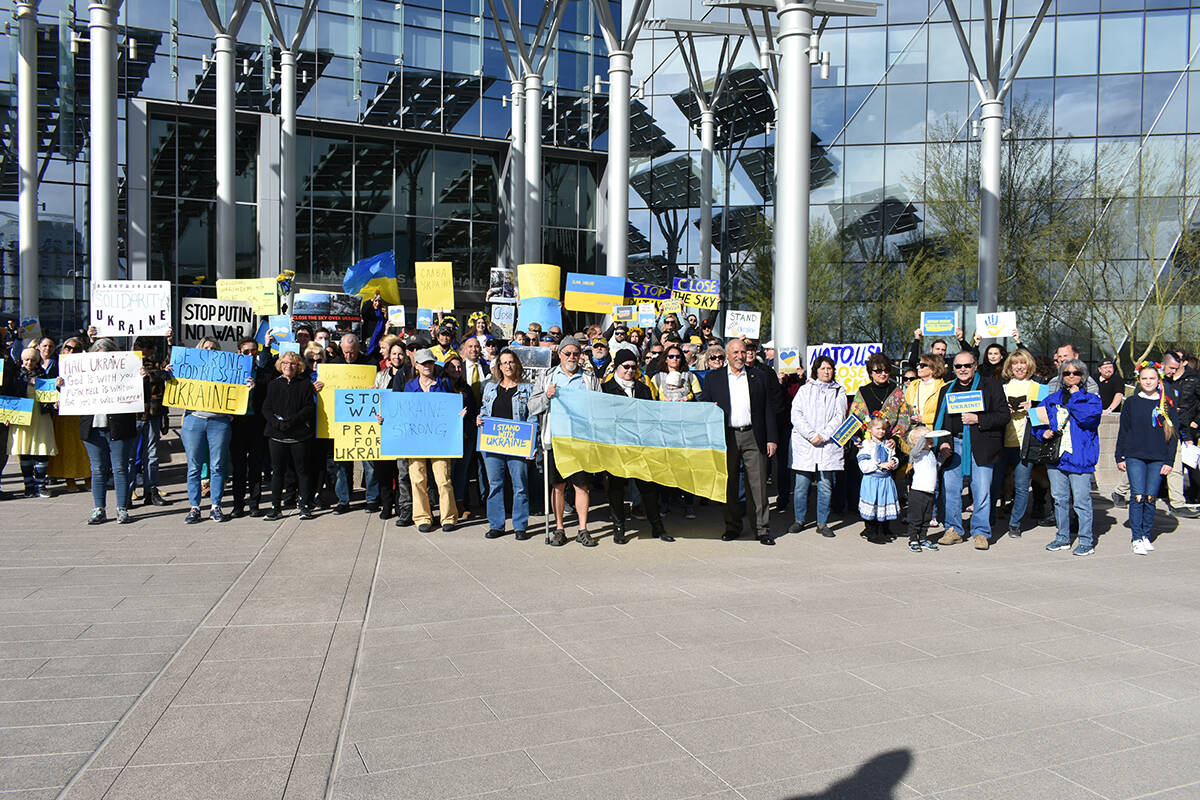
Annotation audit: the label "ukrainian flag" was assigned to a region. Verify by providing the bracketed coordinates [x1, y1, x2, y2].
[343, 250, 401, 305]
[550, 390, 728, 502]
[564, 273, 626, 314]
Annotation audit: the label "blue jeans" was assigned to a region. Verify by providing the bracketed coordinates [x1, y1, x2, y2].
[83, 429, 134, 511]
[130, 416, 162, 495]
[994, 447, 1035, 527]
[180, 414, 232, 508]
[1125, 458, 1165, 541]
[793, 469, 834, 526]
[941, 436, 995, 538]
[1047, 467, 1094, 547]
[329, 459, 377, 506]
[483, 452, 529, 532]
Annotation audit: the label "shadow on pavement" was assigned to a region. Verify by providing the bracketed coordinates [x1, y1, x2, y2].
[782, 749, 913, 800]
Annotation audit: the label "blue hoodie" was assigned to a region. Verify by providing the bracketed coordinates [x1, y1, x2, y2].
[1034, 387, 1103, 473]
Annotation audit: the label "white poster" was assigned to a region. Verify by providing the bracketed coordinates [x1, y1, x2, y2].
[91, 280, 172, 337]
[806, 342, 884, 394]
[726, 310, 761, 340]
[58, 351, 145, 415]
[976, 311, 1018, 339]
[491, 304, 515, 337]
[179, 298, 256, 348]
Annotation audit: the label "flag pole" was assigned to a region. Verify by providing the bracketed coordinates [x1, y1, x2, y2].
[543, 442, 551, 544]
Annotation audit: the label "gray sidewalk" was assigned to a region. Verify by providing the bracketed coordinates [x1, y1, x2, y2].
[2, 476, 1198, 799]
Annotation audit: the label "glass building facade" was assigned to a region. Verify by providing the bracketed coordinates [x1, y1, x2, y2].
[1, 0, 1198, 353]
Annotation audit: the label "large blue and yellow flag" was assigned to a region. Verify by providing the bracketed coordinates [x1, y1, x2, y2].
[344, 250, 401, 305]
[550, 391, 728, 502]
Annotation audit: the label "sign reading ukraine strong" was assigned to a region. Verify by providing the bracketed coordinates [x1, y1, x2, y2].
[549, 391, 728, 502]
[164, 346, 254, 414]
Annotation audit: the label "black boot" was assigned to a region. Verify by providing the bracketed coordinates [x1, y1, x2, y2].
[612, 520, 627, 545]
[653, 524, 674, 543]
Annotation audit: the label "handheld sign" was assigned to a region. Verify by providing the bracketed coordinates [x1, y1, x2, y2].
[316, 364, 377, 438]
[379, 391, 464, 458]
[671, 277, 720, 310]
[778, 348, 800, 374]
[331, 389, 385, 461]
[564, 273, 625, 314]
[18, 316, 41, 340]
[807, 342, 884, 394]
[831, 415, 864, 446]
[660, 298, 683, 317]
[58, 351, 145, 415]
[34, 378, 59, 403]
[945, 390, 984, 414]
[613, 305, 635, 323]
[164, 346, 254, 415]
[416, 308, 435, 329]
[91, 280, 172, 337]
[478, 417, 538, 458]
[491, 304, 515, 337]
[517, 263, 562, 330]
[977, 311, 1017, 339]
[416, 261, 455, 311]
[1028, 405, 1051, 426]
[218, 277, 278, 315]
[279, 342, 301, 355]
[636, 302, 657, 329]
[268, 315, 294, 353]
[387, 306, 406, 328]
[920, 311, 957, 336]
[624, 281, 672, 306]
[0, 396, 34, 426]
[179, 298, 255, 348]
[726, 310, 761, 339]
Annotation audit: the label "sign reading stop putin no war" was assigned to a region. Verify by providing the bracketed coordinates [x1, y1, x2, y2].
[379, 392, 464, 459]
[179, 298, 256, 348]
[57, 351, 145, 415]
[163, 346, 253, 415]
[91, 281, 172, 337]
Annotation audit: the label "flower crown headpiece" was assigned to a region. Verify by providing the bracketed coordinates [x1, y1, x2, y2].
[1135, 360, 1162, 372]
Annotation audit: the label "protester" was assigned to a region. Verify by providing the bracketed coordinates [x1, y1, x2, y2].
[328, 334, 378, 513]
[169, 338, 238, 523]
[1116, 363, 1179, 555]
[228, 338, 266, 517]
[903, 353, 947, 427]
[46, 337, 90, 492]
[1036, 358, 1102, 556]
[997, 349, 1042, 537]
[374, 343, 412, 524]
[647, 344, 704, 518]
[1163, 351, 1199, 506]
[788, 355, 847, 537]
[1047, 343, 1100, 393]
[8, 348, 56, 496]
[399, 348, 459, 533]
[905, 327, 967, 373]
[130, 337, 169, 507]
[904, 426, 942, 551]
[1097, 358, 1125, 414]
[79, 339, 137, 524]
[849, 353, 908, 436]
[978, 343, 1008, 380]
[702, 338, 778, 545]
[444, 353, 482, 519]
[261, 351, 318, 520]
[478, 349, 534, 540]
[857, 417, 900, 544]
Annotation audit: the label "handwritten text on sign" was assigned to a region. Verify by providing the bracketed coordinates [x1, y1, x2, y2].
[179, 298, 255, 348]
[316, 365, 377, 438]
[671, 277, 720, 310]
[806, 342, 883, 394]
[57, 351, 145, 415]
[34, 378, 59, 403]
[332, 422, 382, 461]
[91, 281, 172, 337]
[478, 417, 537, 458]
[217, 278, 278, 315]
[0, 396, 34, 426]
[380, 392, 464, 458]
[416, 262, 455, 311]
[163, 346, 253, 415]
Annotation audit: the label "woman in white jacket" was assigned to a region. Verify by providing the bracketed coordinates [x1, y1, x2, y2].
[789, 356, 848, 537]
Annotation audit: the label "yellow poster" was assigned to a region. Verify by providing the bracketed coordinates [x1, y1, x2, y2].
[332, 421, 383, 461]
[517, 263, 561, 299]
[163, 377, 250, 415]
[316, 364, 378, 438]
[416, 262, 455, 311]
[217, 278, 278, 316]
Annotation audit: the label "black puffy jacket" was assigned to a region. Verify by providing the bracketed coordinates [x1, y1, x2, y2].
[261, 374, 317, 440]
[1167, 365, 1200, 442]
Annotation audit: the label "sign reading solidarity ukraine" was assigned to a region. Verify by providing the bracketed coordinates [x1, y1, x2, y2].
[91, 280, 172, 337]
[164, 346, 253, 415]
[478, 417, 538, 458]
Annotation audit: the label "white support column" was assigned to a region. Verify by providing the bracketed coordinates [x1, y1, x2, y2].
[17, 0, 39, 322]
[773, 1, 813, 353]
[605, 49, 632, 279]
[523, 73, 542, 263]
[509, 79, 525, 267]
[698, 109, 716, 281]
[88, 0, 119, 283]
[215, 31, 237, 279]
[978, 97, 1002, 317]
[279, 49, 297, 272]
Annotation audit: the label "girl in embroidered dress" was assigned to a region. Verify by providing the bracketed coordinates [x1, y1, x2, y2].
[858, 416, 900, 543]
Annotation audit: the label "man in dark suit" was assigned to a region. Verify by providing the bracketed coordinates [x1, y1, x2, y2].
[701, 338, 779, 545]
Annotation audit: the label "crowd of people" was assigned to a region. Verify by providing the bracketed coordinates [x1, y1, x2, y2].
[2, 307, 1197, 557]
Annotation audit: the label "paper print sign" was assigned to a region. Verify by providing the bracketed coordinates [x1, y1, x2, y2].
[945, 390, 985, 414]
[34, 378, 59, 403]
[91, 280, 172, 337]
[636, 303, 657, 329]
[977, 311, 1017, 339]
[671, 277, 720, 310]
[217, 278, 279, 316]
[920, 311, 957, 336]
[387, 306, 406, 328]
[564, 273, 625, 314]
[491, 304, 515, 337]
[163, 346, 254, 415]
[0, 396, 34, 426]
[416, 308, 435, 329]
[478, 417, 538, 458]
[831, 415, 864, 447]
[613, 305, 635, 323]
[778, 348, 800, 374]
[660, 299, 684, 317]
[179, 298, 255, 348]
[726, 310, 761, 340]
[279, 342, 301, 355]
[416, 261, 455, 311]
[57, 351, 145, 415]
[379, 391, 465, 458]
[18, 316, 41, 340]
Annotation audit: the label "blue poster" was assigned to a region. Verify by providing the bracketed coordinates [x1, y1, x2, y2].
[477, 417, 538, 458]
[920, 311, 957, 336]
[333, 388, 383, 422]
[624, 281, 671, 302]
[169, 346, 253, 385]
[945, 390, 984, 413]
[379, 391, 464, 458]
[416, 308, 434, 329]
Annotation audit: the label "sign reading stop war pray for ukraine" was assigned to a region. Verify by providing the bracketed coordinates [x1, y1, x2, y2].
[57, 351, 145, 415]
[380, 392, 464, 459]
[478, 417, 538, 458]
[91, 280, 172, 337]
[163, 346, 253, 415]
[316, 364, 377, 438]
[331, 389, 385, 461]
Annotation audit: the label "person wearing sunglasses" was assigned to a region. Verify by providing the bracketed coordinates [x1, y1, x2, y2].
[648, 344, 703, 519]
[1032, 359, 1102, 556]
[932, 352, 1010, 550]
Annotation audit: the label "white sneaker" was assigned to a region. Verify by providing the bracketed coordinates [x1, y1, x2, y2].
[929, 518, 939, 528]
[1141, 537, 1155, 551]
[1131, 539, 1149, 555]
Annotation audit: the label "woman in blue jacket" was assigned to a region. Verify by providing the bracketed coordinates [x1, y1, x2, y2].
[476, 349, 535, 540]
[1034, 358, 1103, 556]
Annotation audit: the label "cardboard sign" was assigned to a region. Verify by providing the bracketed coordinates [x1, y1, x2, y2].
[977, 311, 1018, 339]
[636, 302, 657, 329]
[217, 278, 278, 316]
[58, 351, 144, 415]
[91, 280, 171, 337]
[1028, 405, 1051, 426]
[0, 396, 34, 426]
[478, 417, 537, 458]
[624, 281, 671, 306]
[807, 343, 884, 394]
[491, 304, 515, 337]
[179, 298, 255, 348]
[291, 290, 360, 323]
[831, 415, 864, 446]
[34, 378, 59, 403]
[671, 277, 720, 310]
[316, 364, 377, 438]
[387, 306, 406, 328]
[613, 305, 635, 323]
[416, 261, 455, 311]
[379, 391, 464, 458]
[778, 347, 800, 374]
[564, 273, 625, 314]
[726, 310, 761, 340]
[486, 267, 517, 304]
[945, 390, 984, 414]
[164, 346, 254, 415]
[920, 311, 957, 336]
[517, 263, 562, 331]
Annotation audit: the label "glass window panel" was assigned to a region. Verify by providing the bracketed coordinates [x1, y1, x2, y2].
[844, 87, 884, 145]
[355, 140, 395, 213]
[889, 0, 928, 24]
[926, 81, 970, 138]
[394, 216, 431, 285]
[1053, 138, 1097, 197]
[812, 144, 845, 205]
[886, 25, 926, 85]
[295, 207, 314, 280]
[884, 144, 924, 193]
[1143, 72, 1188, 134]
[176, 200, 214, 284]
[470, 222, 498, 289]
[1144, 10, 1189, 71]
[149, 198, 175, 282]
[846, 27, 886, 85]
[306, 135, 355, 210]
[886, 83, 927, 142]
[579, 163, 597, 229]
[1098, 74, 1143, 135]
[471, 152, 499, 220]
[1058, 0, 1100, 12]
[1100, 13, 1143, 74]
[544, 160, 579, 228]
[235, 205, 256, 279]
[1055, 15, 1098, 75]
[149, 118, 176, 197]
[404, 26, 443, 71]
[543, 227, 579, 273]
[434, 148, 473, 219]
[842, 145, 885, 197]
[927, 24, 965, 82]
[445, 31, 480, 75]
[175, 119, 216, 200]
[1009, 17, 1055, 78]
[395, 145, 434, 218]
[816, 27, 845, 88]
[235, 122, 257, 204]
[480, 96, 509, 140]
[1054, 76, 1098, 137]
[812, 87, 846, 143]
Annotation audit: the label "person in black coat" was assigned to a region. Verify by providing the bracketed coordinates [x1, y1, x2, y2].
[261, 351, 318, 520]
[700, 338, 779, 545]
[932, 351, 1010, 548]
[602, 349, 673, 544]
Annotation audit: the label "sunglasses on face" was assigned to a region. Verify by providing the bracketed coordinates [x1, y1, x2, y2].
[666, 354, 682, 360]
[954, 363, 974, 370]
[870, 367, 888, 373]
[1062, 370, 1082, 376]
[617, 363, 635, 370]
[710, 355, 725, 361]
[918, 363, 931, 369]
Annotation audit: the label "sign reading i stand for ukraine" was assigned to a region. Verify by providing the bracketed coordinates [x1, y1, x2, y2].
[163, 346, 254, 415]
[945, 390, 984, 413]
[920, 311, 957, 336]
[671, 277, 720, 310]
[478, 417, 538, 458]
[379, 391, 464, 458]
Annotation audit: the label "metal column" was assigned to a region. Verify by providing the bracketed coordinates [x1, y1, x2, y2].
[978, 98, 1002, 316]
[215, 31, 236, 279]
[523, 74, 543, 263]
[698, 110, 715, 280]
[773, 0, 813, 354]
[279, 49, 297, 271]
[88, 0, 120, 283]
[509, 79, 525, 267]
[17, 0, 40, 322]
[605, 50, 632, 278]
